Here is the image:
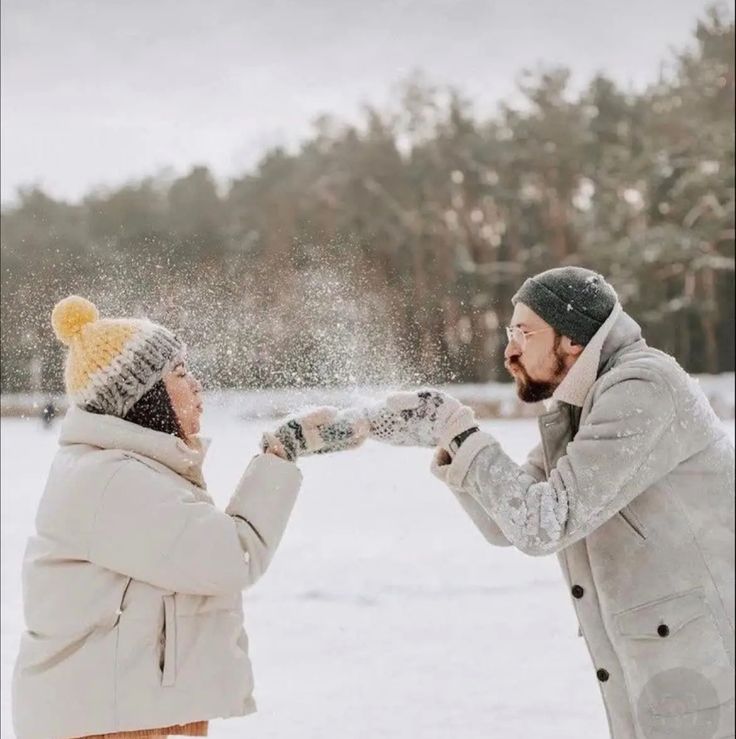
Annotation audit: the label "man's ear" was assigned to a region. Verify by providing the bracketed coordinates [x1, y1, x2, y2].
[560, 335, 584, 356]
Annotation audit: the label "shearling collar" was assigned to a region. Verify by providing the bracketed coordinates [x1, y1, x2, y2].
[551, 302, 624, 407]
[59, 405, 210, 487]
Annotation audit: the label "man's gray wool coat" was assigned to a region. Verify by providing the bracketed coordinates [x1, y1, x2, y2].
[434, 304, 735, 739]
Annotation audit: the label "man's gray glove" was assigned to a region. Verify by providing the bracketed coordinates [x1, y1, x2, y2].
[261, 407, 370, 462]
[366, 389, 477, 450]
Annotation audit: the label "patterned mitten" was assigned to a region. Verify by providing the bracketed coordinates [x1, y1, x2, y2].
[366, 389, 477, 449]
[261, 407, 370, 462]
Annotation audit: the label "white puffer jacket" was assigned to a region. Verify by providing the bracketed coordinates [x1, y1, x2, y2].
[12, 406, 302, 739]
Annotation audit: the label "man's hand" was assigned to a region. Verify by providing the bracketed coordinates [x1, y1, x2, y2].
[366, 390, 477, 449]
[261, 407, 370, 462]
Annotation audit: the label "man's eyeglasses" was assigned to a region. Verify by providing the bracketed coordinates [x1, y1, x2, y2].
[505, 326, 553, 350]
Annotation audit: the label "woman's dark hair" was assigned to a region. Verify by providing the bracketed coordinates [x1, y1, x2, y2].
[86, 379, 184, 438]
[123, 380, 184, 438]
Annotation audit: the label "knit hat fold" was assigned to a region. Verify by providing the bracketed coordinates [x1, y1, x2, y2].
[51, 296, 184, 417]
[512, 267, 618, 345]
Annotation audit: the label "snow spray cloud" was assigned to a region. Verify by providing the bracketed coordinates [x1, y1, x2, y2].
[2, 235, 451, 400]
[226, 235, 454, 392]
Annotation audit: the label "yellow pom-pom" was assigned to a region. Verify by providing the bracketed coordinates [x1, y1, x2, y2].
[51, 295, 99, 345]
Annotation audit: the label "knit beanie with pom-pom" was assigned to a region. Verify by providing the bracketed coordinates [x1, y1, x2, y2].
[51, 295, 185, 417]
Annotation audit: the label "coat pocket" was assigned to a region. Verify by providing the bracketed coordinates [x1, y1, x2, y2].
[110, 577, 133, 629]
[618, 505, 647, 542]
[615, 588, 734, 735]
[617, 588, 711, 639]
[160, 595, 177, 687]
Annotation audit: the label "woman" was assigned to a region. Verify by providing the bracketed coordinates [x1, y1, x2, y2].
[12, 296, 366, 739]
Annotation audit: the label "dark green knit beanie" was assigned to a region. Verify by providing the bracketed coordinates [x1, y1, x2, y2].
[512, 267, 618, 345]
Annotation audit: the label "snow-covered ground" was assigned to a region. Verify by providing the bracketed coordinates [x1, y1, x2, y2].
[2, 410, 734, 738]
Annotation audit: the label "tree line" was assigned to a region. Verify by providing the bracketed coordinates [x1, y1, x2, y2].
[1, 6, 733, 393]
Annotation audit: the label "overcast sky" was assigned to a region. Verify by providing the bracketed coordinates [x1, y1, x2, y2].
[0, 0, 717, 203]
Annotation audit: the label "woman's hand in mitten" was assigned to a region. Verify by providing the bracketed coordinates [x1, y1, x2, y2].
[261, 407, 370, 462]
[366, 389, 477, 449]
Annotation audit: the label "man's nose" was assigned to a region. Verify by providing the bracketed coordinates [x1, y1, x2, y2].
[505, 341, 521, 361]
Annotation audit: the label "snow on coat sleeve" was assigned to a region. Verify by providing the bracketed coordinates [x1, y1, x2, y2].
[435, 369, 677, 556]
[87, 453, 301, 595]
[434, 442, 546, 548]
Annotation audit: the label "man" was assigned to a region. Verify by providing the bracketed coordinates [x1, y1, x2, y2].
[367, 267, 735, 739]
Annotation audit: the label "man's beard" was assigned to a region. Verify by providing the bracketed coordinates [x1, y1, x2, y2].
[506, 340, 567, 403]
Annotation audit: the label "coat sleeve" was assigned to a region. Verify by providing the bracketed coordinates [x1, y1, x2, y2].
[433, 442, 547, 548]
[444, 483, 513, 547]
[434, 369, 679, 556]
[87, 453, 302, 595]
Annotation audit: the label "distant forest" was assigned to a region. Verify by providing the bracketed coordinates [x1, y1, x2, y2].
[1, 6, 733, 392]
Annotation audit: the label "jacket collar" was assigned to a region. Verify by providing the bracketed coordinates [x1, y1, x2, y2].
[59, 405, 210, 487]
[551, 303, 642, 407]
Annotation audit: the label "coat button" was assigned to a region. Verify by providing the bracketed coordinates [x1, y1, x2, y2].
[571, 585, 585, 599]
[596, 669, 610, 682]
[657, 624, 670, 637]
